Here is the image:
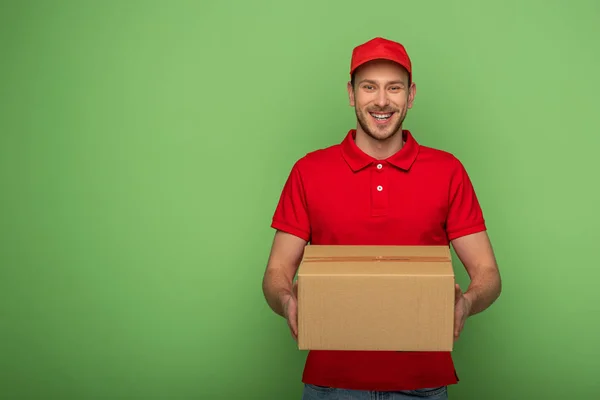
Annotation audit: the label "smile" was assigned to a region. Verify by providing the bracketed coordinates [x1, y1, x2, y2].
[369, 112, 394, 123]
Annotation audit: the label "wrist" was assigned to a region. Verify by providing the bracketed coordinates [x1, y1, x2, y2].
[463, 292, 475, 316]
[279, 290, 292, 311]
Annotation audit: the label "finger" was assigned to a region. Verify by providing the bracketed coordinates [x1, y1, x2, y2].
[288, 320, 298, 340]
[454, 321, 461, 338]
[289, 302, 298, 338]
[290, 320, 298, 338]
[454, 313, 466, 340]
[455, 284, 462, 302]
[286, 310, 297, 336]
[454, 312, 460, 338]
[453, 303, 462, 338]
[287, 324, 297, 341]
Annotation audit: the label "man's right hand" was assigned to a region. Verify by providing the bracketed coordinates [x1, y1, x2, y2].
[262, 231, 306, 343]
[282, 281, 299, 341]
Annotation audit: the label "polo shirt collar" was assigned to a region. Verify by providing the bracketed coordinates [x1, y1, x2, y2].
[341, 129, 420, 172]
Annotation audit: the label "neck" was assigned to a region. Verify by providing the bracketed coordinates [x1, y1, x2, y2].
[354, 128, 405, 160]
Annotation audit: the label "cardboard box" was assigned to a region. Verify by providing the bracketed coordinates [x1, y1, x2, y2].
[297, 245, 455, 352]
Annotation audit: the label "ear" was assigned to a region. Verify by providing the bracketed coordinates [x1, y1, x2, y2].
[347, 81, 355, 107]
[407, 82, 417, 109]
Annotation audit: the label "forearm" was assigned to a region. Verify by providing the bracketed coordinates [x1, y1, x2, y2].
[463, 270, 502, 316]
[262, 268, 294, 317]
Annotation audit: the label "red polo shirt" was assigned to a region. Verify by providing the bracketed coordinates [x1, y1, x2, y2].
[271, 129, 487, 391]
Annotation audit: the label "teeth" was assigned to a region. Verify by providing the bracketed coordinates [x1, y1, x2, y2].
[371, 113, 392, 120]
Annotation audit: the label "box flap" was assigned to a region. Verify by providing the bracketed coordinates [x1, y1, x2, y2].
[298, 245, 453, 277]
[303, 245, 451, 259]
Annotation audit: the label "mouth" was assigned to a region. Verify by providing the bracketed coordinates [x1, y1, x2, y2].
[369, 111, 395, 124]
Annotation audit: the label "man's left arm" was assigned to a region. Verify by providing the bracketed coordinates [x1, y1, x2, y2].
[444, 156, 501, 340]
[451, 230, 502, 317]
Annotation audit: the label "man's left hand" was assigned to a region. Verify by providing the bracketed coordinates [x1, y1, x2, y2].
[454, 284, 472, 342]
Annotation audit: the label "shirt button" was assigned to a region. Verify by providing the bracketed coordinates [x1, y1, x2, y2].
[377, 185, 383, 191]
[376, 163, 383, 170]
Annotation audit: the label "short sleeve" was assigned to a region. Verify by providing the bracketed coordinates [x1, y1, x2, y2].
[271, 160, 311, 242]
[446, 157, 487, 241]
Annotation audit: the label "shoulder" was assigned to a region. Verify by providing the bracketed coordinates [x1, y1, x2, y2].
[418, 144, 459, 163]
[417, 144, 464, 172]
[292, 142, 343, 172]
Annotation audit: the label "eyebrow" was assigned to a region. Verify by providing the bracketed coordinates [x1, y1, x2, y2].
[359, 79, 406, 86]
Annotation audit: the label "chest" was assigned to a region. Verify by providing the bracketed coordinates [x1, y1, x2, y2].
[306, 165, 450, 245]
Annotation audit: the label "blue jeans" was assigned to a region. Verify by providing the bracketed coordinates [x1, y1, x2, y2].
[301, 384, 448, 399]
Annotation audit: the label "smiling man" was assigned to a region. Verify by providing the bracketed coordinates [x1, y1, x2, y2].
[262, 37, 502, 399]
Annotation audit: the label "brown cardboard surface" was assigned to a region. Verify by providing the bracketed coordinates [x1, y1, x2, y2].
[297, 245, 455, 352]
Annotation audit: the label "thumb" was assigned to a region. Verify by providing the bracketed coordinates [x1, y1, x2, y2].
[455, 284, 462, 302]
[288, 297, 298, 339]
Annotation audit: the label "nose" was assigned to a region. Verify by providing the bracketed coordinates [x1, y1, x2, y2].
[375, 89, 390, 108]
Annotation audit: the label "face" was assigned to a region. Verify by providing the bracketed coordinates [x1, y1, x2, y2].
[347, 59, 416, 142]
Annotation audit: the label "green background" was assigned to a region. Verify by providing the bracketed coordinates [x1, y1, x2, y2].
[1, 1, 599, 399]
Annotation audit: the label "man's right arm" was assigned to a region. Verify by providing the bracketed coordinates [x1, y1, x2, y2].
[262, 230, 307, 317]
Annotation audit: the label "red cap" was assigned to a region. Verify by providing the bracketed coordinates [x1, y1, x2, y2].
[350, 37, 412, 81]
